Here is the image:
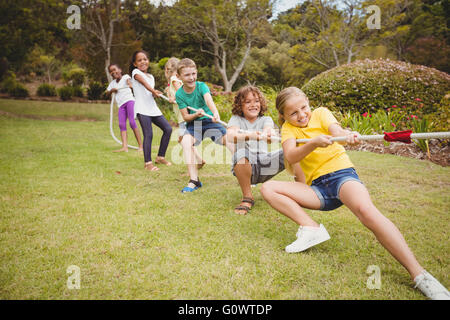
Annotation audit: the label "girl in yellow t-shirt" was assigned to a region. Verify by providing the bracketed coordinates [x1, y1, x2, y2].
[260, 87, 449, 300]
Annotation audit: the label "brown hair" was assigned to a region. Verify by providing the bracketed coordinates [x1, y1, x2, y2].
[232, 86, 268, 117]
[275, 87, 309, 126]
[177, 58, 196, 75]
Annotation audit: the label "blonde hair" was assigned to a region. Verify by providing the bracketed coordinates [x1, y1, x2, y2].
[165, 57, 180, 80]
[275, 87, 309, 127]
[275, 87, 310, 176]
[177, 58, 196, 75]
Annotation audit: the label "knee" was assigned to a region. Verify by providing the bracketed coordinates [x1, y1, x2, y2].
[165, 125, 173, 135]
[355, 203, 379, 227]
[260, 180, 276, 200]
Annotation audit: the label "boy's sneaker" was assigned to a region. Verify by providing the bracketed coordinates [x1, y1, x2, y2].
[285, 224, 330, 253]
[414, 270, 450, 300]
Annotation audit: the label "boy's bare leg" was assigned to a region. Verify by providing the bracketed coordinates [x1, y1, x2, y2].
[194, 147, 205, 169]
[114, 131, 129, 152]
[181, 134, 199, 188]
[339, 181, 424, 279]
[132, 127, 143, 151]
[233, 158, 254, 214]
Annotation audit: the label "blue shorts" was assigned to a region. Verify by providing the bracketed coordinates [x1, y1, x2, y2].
[310, 167, 363, 211]
[185, 119, 227, 146]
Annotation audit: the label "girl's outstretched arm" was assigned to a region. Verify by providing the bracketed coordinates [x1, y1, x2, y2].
[282, 136, 332, 165]
[134, 73, 162, 98]
[328, 123, 359, 145]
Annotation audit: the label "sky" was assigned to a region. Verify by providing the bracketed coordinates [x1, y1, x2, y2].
[273, 0, 301, 17]
[151, 0, 302, 17]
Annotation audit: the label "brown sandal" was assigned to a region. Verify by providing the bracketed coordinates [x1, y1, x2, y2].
[155, 157, 172, 166]
[234, 197, 255, 215]
[144, 162, 160, 171]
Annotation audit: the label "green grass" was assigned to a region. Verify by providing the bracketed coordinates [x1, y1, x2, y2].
[0, 98, 448, 299]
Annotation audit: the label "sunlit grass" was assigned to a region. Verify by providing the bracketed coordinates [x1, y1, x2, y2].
[0, 99, 448, 299]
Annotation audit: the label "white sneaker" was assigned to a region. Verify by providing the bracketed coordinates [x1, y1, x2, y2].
[414, 270, 450, 300]
[285, 224, 331, 253]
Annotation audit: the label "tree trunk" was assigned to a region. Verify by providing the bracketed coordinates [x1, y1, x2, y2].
[105, 48, 112, 83]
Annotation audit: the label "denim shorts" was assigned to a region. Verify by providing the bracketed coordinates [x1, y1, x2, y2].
[185, 119, 227, 146]
[310, 167, 362, 211]
[231, 148, 285, 185]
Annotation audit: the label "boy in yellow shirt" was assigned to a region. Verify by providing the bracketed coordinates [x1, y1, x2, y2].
[260, 87, 449, 300]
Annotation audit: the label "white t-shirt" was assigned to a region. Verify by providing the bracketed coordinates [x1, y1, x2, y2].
[107, 75, 134, 108]
[131, 69, 162, 117]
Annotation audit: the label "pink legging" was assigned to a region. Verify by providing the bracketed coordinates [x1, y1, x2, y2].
[118, 100, 138, 132]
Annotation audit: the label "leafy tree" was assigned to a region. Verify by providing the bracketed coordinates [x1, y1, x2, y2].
[167, 0, 273, 91]
[0, 0, 68, 70]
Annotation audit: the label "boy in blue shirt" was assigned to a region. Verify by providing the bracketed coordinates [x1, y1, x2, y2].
[175, 58, 234, 193]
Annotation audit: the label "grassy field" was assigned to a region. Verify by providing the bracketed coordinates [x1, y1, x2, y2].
[0, 98, 448, 300]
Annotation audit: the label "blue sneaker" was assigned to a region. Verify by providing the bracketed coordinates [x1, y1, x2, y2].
[181, 179, 202, 193]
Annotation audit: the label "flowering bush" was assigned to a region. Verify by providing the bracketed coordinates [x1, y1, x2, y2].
[302, 59, 450, 114]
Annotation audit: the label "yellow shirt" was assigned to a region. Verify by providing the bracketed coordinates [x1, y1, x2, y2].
[169, 75, 184, 124]
[281, 107, 354, 185]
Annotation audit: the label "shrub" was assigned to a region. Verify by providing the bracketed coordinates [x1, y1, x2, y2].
[72, 85, 84, 98]
[62, 67, 86, 86]
[58, 86, 73, 101]
[87, 81, 105, 100]
[302, 59, 450, 113]
[9, 83, 29, 97]
[157, 57, 169, 69]
[148, 62, 166, 89]
[0, 73, 17, 93]
[37, 83, 57, 97]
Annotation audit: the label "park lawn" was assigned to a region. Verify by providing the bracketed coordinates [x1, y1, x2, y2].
[0, 98, 448, 300]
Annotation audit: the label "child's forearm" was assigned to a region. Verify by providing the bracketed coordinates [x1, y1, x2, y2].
[181, 109, 201, 122]
[134, 74, 159, 96]
[284, 140, 317, 164]
[228, 130, 259, 143]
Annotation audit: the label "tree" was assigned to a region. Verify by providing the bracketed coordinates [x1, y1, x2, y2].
[167, 0, 273, 91]
[0, 0, 68, 70]
[72, 0, 138, 82]
[275, 0, 369, 69]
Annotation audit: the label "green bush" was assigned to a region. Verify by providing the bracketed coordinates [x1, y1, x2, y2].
[37, 83, 57, 97]
[87, 82, 105, 100]
[10, 83, 29, 97]
[58, 86, 73, 101]
[302, 59, 450, 113]
[148, 62, 166, 90]
[0, 73, 17, 93]
[63, 67, 86, 86]
[72, 85, 84, 98]
[157, 57, 169, 69]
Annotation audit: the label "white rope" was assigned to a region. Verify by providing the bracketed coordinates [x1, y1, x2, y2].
[109, 92, 139, 150]
[167, 101, 450, 144]
[294, 131, 450, 143]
